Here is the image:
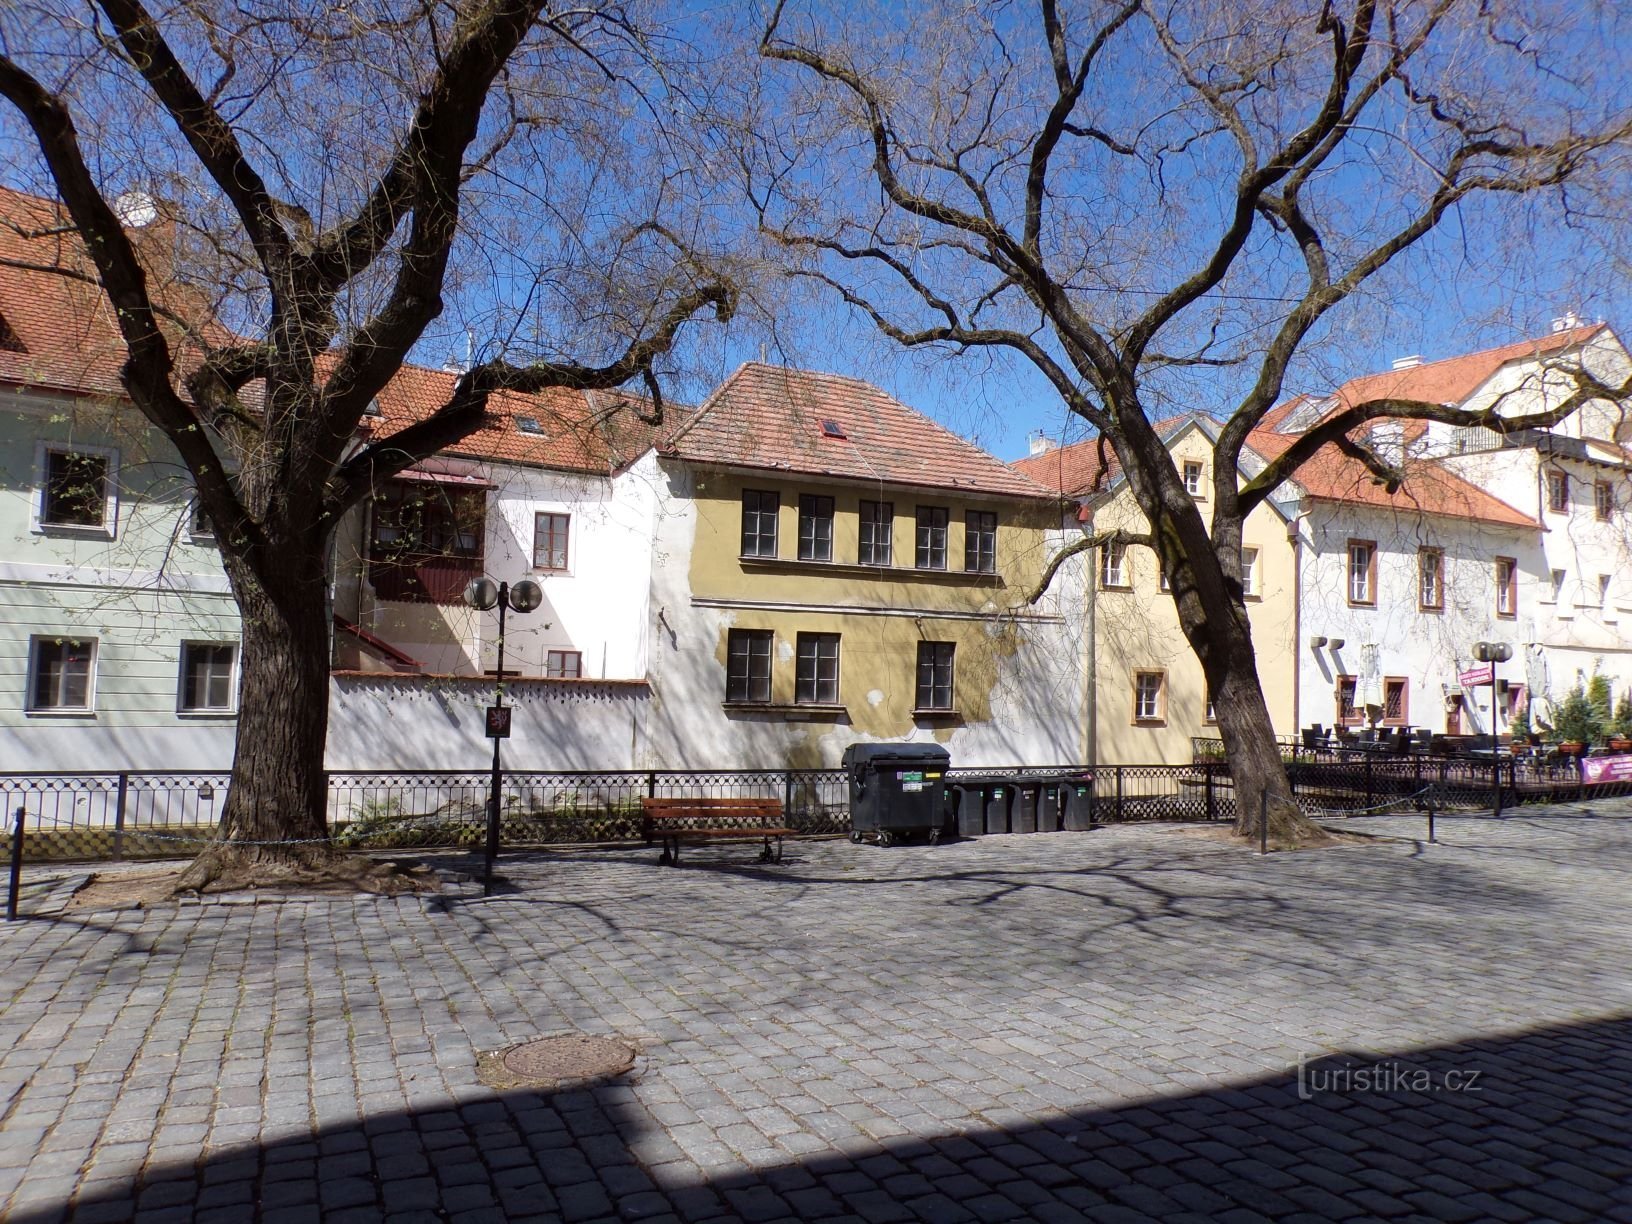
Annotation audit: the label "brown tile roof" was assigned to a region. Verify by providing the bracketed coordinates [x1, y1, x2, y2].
[1261, 325, 1608, 436]
[1008, 414, 1205, 498]
[0, 184, 218, 399]
[0, 184, 676, 476]
[661, 362, 1059, 500]
[1246, 428, 1538, 528]
[356, 362, 684, 477]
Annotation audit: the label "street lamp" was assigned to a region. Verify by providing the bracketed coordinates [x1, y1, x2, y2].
[1473, 640, 1513, 816]
[1472, 641, 1513, 749]
[464, 575, 544, 894]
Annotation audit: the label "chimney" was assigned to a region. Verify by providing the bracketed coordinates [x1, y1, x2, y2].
[1391, 355, 1422, 371]
[1028, 431, 1055, 457]
[1551, 310, 1582, 333]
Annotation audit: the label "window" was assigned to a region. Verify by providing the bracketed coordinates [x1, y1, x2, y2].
[797, 495, 834, 562]
[28, 637, 96, 713]
[545, 650, 582, 678]
[1549, 568, 1566, 603]
[1240, 547, 1259, 598]
[1133, 671, 1165, 723]
[859, 500, 893, 566]
[1596, 480, 1614, 522]
[1204, 686, 1217, 724]
[915, 506, 948, 570]
[533, 512, 570, 571]
[1495, 556, 1517, 617]
[795, 633, 840, 705]
[188, 496, 215, 542]
[1601, 574, 1613, 608]
[964, 511, 997, 574]
[179, 642, 237, 713]
[1546, 470, 1568, 513]
[1383, 677, 1408, 726]
[1100, 541, 1128, 589]
[1335, 674, 1359, 725]
[38, 446, 113, 530]
[915, 641, 955, 711]
[726, 629, 773, 703]
[1182, 460, 1205, 496]
[1347, 539, 1376, 606]
[368, 481, 485, 603]
[1418, 548, 1444, 611]
[740, 490, 779, 558]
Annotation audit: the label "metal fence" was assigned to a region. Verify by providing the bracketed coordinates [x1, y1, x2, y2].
[5, 748, 1631, 864]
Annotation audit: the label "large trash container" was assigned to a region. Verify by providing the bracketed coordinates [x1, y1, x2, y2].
[1057, 771, 1096, 831]
[945, 778, 990, 839]
[1009, 778, 1041, 834]
[843, 743, 952, 846]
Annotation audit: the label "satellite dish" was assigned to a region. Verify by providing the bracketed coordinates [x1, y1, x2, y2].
[113, 191, 158, 228]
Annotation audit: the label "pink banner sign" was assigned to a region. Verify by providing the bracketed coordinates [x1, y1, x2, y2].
[1582, 755, 1632, 784]
[1458, 664, 1493, 687]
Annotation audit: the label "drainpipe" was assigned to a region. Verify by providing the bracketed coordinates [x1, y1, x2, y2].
[1084, 534, 1097, 769]
[1289, 514, 1304, 735]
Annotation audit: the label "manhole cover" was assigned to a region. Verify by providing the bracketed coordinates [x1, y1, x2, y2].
[500, 1034, 635, 1083]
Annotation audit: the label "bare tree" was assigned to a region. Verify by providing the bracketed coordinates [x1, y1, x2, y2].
[0, 0, 736, 889]
[753, 0, 1632, 843]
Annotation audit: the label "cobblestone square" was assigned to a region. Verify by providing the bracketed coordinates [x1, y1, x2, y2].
[5, 803, 1632, 1221]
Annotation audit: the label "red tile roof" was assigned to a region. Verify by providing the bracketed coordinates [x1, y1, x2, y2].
[1246, 428, 1537, 528]
[0, 184, 677, 476]
[662, 362, 1059, 500]
[1008, 414, 1205, 498]
[1260, 325, 1608, 434]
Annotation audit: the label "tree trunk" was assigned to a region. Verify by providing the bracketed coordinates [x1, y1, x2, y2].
[1185, 593, 1330, 848]
[172, 545, 425, 893]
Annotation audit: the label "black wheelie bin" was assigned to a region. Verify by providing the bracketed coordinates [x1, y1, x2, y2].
[843, 743, 952, 846]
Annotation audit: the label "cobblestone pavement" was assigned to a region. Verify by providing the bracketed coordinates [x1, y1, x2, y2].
[5, 802, 1632, 1223]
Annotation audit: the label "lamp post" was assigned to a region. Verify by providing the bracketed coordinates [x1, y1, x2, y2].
[464, 575, 543, 894]
[1473, 640, 1513, 815]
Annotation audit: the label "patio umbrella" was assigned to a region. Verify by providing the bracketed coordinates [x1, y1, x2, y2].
[1525, 644, 1553, 726]
[1356, 642, 1383, 710]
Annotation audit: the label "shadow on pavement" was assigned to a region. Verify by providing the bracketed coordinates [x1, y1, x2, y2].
[19, 1010, 1632, 1222]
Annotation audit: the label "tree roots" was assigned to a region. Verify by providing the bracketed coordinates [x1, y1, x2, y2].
[171, 843, 439, 897]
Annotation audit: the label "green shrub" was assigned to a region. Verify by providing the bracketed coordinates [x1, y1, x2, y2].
[1554, 683, 1603, 746]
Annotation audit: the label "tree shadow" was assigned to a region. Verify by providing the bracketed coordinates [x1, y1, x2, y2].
[15, 1010, 1632, 1222]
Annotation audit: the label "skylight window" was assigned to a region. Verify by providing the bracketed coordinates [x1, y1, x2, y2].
[516, 416, 544, 435]
[363, 398, 382, 417]
[819, 418, 847, 439]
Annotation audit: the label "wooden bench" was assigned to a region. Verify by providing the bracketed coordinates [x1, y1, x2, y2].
[639, 797, 798, 867]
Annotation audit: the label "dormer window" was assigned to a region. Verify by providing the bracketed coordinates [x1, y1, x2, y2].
[0, 311, 26, 353]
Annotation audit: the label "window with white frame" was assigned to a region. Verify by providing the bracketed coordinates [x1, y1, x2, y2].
[1495, 556, 1517, 617]
[1182, 460, 1204, 496]
[36, 443, 116, 533]
[28, 636, 96, 713]
[1550, 568, 1566, 603]
[1601, 574, 1613, 608]
[1418, 548, 1444, 611]
[179, 642, 237, 713]
[1133, 671, 1165, 723]
[1240, 547, 1259, 597]
[1347, 539, 1376, 606]
[1100, 540, 1128, 588]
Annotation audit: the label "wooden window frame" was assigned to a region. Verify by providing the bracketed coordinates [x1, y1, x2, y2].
[1495, 556, 1518, 618]
[914, 506, 948, 570]
[1595, 480, 1614, 522]
[858, 499, 893, 566]
[915, 641, 955, 712]
[740, 490, 780, 559]
[1383, 676, 1409, 726]
[35, 442, 117, 536]
[1418, 547, 1444, 612]
[1335, 674, 1360, 726]
[27, 636, 97, 714]
[1100, 540, 1129, 589]
[795, 632, 841, 705]
[1347, 539, 1377, 607]
[725, 629, 773, 703]
[964, 510, 997, 574]
[532, 511, 571, 572]
[545, 649, 582, 679]
[797, 494, 835, 562]
[1182, 460, 1205, 498]
[1240, 547, 1259, 599]
[1132, 670, 1166, 725]
[1546, 469, 1569, 514]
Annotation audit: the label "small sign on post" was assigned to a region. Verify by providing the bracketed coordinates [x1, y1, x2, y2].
[485, 705, 512, 739]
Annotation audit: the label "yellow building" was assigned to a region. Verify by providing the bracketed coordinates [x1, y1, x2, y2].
[1015, 416, 1298, 765]
[645, 364, 1084, 769]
